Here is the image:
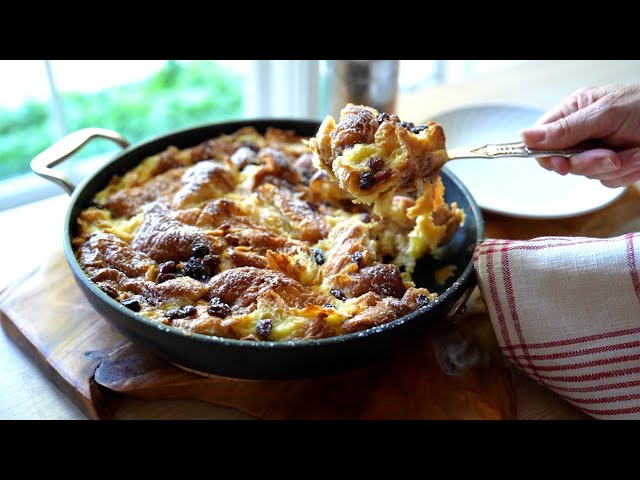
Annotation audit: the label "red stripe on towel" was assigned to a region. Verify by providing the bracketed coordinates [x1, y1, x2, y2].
[502, 244, 544, 384]
[577, 405, 640, 416]
[504, 339, 640, 361]
[486, 244, 520, 367]
[626, 233, 640, 302]
[501, 327, 640, 351]
[564, 392, 640, 405]
[477, 237, 627, 256]
[552, 379, 640, 394]
[509, 353, 640, 372]
[535, 365, 640, 383]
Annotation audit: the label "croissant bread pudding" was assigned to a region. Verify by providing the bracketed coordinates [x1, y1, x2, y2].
[73, 109, 464, 342]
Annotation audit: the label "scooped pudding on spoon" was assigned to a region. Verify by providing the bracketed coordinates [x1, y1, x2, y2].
[307, 103, 451, 216]
[307, 104, 463, 267]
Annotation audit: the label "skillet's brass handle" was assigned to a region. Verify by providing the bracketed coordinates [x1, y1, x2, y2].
[31, 128, 129, 195]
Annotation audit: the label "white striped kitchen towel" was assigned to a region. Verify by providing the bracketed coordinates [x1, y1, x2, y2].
[474, 233, 640, 420]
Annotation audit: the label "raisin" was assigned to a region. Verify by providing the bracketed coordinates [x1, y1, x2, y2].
[410, 124, 429, 134]
[201, 141, 216, 160]
[359, 171, 375, 190]
[158, 260, 177, 275]
[399, 121, 415, 130]
[416, 294, 430, 307]
[256, 319, 273, 340]
[226, 234, 240, 247]
[165, 305, 197, 319]
[311, 247, 325, 265]
[376, 113, 392, 123]
[207, 297, 231, 318]
[323, 303, 335, 309]
[183, 257, 208, 282]
[331, 288, 346, 301]
[191, 243, 210, 258]
[360, 213, 372, 223]
[202, 254, 220, 276]
[351, 251, 364, 267]
[157, 273, 177, 283]
[374, 168, 393, 183]
[122, 296, 142, 312]
[99, 284, 118, 299]
[242, 141, 260, 153]
[368, 156, 384, 172]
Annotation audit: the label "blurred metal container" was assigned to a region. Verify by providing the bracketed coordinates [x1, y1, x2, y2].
[325, 60, 399, 117]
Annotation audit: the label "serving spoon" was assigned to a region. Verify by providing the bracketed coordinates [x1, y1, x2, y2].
[446, 140, 620, 160]
[405, 140, 621, 199]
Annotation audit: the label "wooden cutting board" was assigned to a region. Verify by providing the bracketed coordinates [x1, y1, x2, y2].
[0, 240, 515, 420]
[4, 185, 640, 420]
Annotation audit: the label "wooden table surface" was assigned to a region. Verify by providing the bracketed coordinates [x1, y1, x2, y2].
[2, 60, 640, 420]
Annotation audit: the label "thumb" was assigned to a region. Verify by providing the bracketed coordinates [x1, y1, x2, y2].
[521, 103, 606, 149]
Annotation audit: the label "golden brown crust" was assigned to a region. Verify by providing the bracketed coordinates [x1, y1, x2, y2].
[330, 104, 380, 156]
[341, 297, 412, 334]
[320, 222, 374, 277]
[226, 248, 268, 269]
[256, 184, 327, 243]
[73, 125, 461, 342]
[205, 267, 324, 310]
[171, 160, 237, 210]
[105, 168, 186, 218]
[77, 232, 155, 278]
[342, 264, 406, 299]
[131, 203, 212, 263]
[152, 277, 208, 306]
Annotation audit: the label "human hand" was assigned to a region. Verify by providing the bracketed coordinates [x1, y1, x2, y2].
[520, 84, 640, 188]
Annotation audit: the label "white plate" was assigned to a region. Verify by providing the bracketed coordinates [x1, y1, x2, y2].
[430, 105, 626, 219]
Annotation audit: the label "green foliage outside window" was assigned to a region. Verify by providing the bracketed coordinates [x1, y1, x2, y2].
[0, 61, 244, 181]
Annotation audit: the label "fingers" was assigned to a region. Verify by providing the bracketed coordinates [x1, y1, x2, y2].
[534, 98, 580, 126]
[537, 156, 570, 175]
[602, 170, 640, 188]
[534, 107, 568, 126]
[521, 101, 610, 149]
[537, 147, 640, 188]
[565, 149, 621, 177]
[521, 85, 640, 186]
[595, 147, 640, 186]
[533, 86, 601, 126]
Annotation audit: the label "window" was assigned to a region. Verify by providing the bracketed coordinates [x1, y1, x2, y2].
[0, 60, 248, 210]
[0, 60, 526, 211]
[0, 62, 54, 179]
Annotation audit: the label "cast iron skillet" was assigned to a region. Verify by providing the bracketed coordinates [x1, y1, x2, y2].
[32, 119, 484, 380]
